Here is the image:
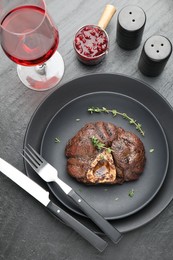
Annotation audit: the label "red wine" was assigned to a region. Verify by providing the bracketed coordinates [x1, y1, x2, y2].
[1, 5, 59, 66]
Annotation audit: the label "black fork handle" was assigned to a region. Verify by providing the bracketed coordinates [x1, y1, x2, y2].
[68, 190, 122, 244]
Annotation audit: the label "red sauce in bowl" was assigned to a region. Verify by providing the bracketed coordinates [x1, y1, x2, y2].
[74, 25, 109, 64]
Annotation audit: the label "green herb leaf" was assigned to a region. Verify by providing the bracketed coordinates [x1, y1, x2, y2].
[128, 189, 135, 198]
[106, 147, 113, 153]
[55, 137, 60, 143]
[91, 136, 113, 153]
[112, 110, 117, 116]
[150, 148, 154, 153]
[91, 136, 105, 150]
[99, 154, 105, 160]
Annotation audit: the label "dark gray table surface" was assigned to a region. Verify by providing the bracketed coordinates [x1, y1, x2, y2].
[0, 0, 173, 259]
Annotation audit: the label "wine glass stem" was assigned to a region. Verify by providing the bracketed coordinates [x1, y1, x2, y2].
[35, 63, 46, 75]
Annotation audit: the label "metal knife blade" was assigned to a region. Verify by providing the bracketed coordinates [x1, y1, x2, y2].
[0, 158, 50, 206]
[0, 158, 108, 252]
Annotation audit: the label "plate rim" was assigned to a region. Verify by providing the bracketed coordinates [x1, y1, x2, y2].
[23, 73, 173, 233]
[40, 90, 169, 220]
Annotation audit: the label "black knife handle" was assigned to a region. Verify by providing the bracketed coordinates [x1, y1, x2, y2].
[68, 190, 122, 244]
[47, 201, 108, 252]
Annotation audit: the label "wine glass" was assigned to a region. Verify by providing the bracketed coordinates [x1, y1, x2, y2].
[0, 0, 64, 91]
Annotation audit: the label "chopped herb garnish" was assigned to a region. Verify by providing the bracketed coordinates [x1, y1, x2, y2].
[128, 189, 135, 198]
[91, 136, 113, 153]
[106, 147, 113, 153]
[150, 148, 154, 153]
[88, 106, 145, 136]
[55, 137, 61, 143]
[100, 155, 105, 160]
[91, 136, 105, 150]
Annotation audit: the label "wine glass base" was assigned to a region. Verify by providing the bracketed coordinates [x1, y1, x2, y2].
[17, 51, 64, 91]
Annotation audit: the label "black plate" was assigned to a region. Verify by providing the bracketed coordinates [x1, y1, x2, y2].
[23, 74, 173, 232]
[40, 92, 169, 220]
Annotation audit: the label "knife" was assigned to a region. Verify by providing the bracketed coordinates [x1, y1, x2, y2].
[0, 158, 108, 252]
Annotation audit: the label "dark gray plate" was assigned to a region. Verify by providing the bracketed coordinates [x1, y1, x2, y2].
[23, 74, 173, 232]
[40, 91, 169, 220]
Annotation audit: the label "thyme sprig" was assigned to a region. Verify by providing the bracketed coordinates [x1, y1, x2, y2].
[91, 136, 113, 153]
[88, 106, 145, 136]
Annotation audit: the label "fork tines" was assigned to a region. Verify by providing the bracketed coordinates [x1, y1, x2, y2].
[22, 145, 43, 170]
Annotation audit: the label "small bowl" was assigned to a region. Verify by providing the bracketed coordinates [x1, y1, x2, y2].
[73, 24, 109, 65]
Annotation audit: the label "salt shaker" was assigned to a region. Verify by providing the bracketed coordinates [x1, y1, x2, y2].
[116, 5, 146, 50]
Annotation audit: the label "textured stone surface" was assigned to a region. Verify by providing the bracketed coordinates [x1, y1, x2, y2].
[0, 0, 173, 259]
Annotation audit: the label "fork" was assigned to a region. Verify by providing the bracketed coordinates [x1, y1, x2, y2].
[22, 144, 122, 244]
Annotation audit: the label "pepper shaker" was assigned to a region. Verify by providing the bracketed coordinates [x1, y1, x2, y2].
[116, 5, 146, 50]
[138, 35, 172, 76]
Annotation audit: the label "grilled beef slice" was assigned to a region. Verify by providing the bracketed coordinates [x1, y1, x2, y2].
[65, 121, 146, 184]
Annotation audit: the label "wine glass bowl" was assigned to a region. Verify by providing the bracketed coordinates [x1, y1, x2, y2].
[0, 0, 64, 91]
